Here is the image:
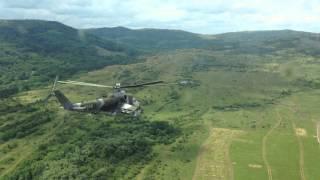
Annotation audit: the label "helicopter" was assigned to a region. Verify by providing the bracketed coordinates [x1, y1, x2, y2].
[43, 76, 165, 116]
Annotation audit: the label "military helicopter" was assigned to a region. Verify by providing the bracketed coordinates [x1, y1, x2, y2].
[44, 76, 165, 116]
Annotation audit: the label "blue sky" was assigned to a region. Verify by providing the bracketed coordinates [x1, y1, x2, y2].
[0, 0, 319, 34]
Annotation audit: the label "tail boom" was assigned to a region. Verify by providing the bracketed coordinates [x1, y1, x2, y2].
[54, 90, 73, 110]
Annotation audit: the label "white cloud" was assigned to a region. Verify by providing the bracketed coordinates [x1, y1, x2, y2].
[0, 0, 319, 34]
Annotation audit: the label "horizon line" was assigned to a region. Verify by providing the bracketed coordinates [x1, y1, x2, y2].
[0, 18, 319, 36]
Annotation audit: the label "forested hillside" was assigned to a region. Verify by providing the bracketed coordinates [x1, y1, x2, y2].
[0, 20, 137, 98]
[85, 26, 213, 52]
[0, 98, 179, 179]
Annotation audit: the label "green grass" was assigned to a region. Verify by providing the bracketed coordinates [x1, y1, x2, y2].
[231, 132, 268, 180]
[228, 92, 320, 180]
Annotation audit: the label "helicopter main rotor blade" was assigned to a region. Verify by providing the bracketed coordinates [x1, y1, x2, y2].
[57, 80, 114, 88]
[120, 81, 164, 88]
[57, 79, 173, 89]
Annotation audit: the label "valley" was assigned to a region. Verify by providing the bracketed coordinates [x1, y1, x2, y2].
[1, 20, 320, 179]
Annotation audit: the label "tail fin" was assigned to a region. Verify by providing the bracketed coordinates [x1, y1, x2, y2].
[54, 90, 73, 110]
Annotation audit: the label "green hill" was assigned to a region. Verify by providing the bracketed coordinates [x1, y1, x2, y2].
[0, 20, 137, 98]
[84, 26, 215, 52]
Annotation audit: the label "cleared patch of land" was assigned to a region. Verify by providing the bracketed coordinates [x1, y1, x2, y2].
[295, 128, 307, 137]
[248, 164, 263, 168]
[192, 128, 242, 180]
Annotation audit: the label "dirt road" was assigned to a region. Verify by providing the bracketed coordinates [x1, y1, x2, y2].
[261, 110, 283, 180]
[290, 103, 306, 180]
[317, 122, 320, 144]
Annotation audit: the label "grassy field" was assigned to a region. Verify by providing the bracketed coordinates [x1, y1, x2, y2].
[2, 48, 320, 179]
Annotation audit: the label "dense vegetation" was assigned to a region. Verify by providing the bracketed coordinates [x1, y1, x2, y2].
[0, 101, 178, 179]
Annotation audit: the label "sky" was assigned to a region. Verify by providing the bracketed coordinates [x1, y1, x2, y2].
[0, 0, 319, 34]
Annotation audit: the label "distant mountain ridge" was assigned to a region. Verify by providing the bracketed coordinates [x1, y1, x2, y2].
[86, 26, 320, 55]
[84, 26, 212, 52]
